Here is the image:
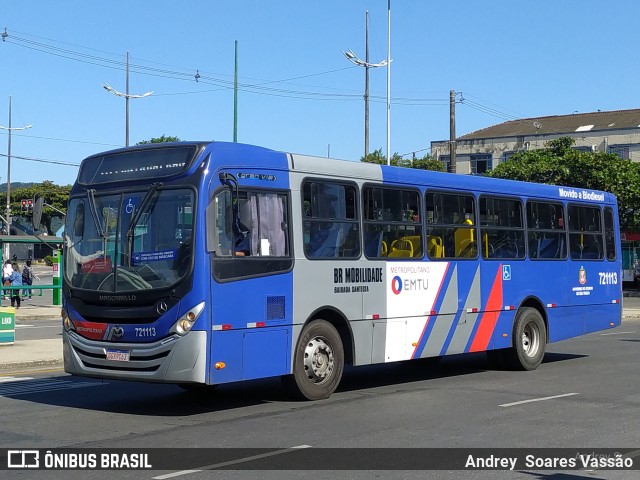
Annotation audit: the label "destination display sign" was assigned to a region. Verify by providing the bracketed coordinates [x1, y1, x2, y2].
[77, 146, 198, 185]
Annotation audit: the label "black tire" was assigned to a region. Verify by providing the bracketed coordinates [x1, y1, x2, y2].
[505, 307, 546, 371]
[289, 319, 344, 401]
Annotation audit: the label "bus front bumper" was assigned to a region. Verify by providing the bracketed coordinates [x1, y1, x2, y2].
[63, 330, 207, 384]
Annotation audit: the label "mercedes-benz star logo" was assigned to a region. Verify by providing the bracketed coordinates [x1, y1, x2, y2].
[156, 301, 168, 315]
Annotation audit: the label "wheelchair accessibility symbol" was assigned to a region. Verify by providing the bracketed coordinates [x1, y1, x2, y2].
[502, 265, 511, 281]
[125, 198, 135, 214]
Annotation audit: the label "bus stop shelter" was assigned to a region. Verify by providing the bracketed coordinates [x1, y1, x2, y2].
[0, 234, 63, 262]
[0, 235, 64, 306]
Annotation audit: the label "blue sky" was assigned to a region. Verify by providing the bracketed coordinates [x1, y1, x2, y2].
[2, 1, 639, 186]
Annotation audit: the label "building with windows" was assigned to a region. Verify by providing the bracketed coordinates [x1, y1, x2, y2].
[430, 108, 640, 174]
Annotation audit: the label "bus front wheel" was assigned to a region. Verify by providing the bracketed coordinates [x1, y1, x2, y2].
[289, 319, 344, 401]
[506, 307, 546, 371]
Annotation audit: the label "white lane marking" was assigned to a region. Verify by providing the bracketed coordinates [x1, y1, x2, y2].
[15, 325, 60, 329]
[499, 392, 579, 407]
[153, 471, 200, 479]
[152, 445, 312, 479]
[0, 376, 34, 383]
[0, 378, 106, 397]
[600, 331, 635, 335]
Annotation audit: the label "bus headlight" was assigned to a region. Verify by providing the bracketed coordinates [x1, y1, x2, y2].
[171, 302, 205, 336]
[63, 312, 75, 332]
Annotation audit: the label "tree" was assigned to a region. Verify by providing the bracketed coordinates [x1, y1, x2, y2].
[361, 148, 393, 165]
[10, 181, 71, 235]
[487, 137, 640, 230]
[361, 149, 444, 171]
[136, 135, 181, 145]
[411, 154, 445, 172]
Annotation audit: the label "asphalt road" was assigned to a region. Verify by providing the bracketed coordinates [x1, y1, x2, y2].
[0, 315, 638, 480]
[14, 319, 61, 341]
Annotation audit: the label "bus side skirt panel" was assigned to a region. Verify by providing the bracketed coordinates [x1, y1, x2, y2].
[210, 327, 292, 384]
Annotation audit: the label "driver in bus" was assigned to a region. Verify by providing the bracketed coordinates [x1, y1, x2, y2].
[234, 219, 251, 256]
[231, 199, 252, 257]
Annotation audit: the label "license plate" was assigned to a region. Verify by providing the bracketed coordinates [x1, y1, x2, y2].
[106, 349, 130, 362]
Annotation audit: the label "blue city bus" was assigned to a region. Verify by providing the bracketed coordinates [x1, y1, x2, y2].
[61, 142, 622, 400]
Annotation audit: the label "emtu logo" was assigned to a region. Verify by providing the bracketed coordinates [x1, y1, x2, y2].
[391, 276, 403, 295]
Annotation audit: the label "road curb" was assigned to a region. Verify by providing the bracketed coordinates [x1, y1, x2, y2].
[0, 358, 63, 372]
[15, 315, 61, 322]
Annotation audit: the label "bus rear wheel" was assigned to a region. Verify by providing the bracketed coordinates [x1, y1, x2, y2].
[506, 307, 546, 370]
[289, 319, 344, 401]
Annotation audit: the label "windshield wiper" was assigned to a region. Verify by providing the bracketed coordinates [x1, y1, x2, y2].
[87, 189, 106, 239]
[125, 182, 163, 266]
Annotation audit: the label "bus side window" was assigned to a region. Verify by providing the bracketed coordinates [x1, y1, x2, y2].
[362, 186, 421, 260]
[426, 192, 476, 260]
[303, 181, 360, 259]
[528, 201, 566, 261]
[207, 190, 234, 257]
[568, 205, 604, 261]
[604, 207, 616, 260]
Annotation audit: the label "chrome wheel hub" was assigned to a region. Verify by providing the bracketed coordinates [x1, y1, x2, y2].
[303, 336, 334, 384]
[522, 322, 540, 358]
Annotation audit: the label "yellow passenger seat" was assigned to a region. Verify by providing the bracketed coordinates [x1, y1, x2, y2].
[455, 219, 475, 257]
[427, 235, 444, 258]
[390, 238, 414, 257]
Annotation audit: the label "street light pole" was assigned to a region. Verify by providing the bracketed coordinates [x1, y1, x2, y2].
[102, 51, 153, 147]
[364, 11, 370, 158]
[0, 96, 33, 260]
[386, 0, 391, 166]
[342, 11, 388, 160]
[126, 50, 130, 147]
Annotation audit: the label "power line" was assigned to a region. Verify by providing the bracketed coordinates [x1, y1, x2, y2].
[0, 153, 81, 167]
[458, 94, 520, 120]
[5, 32, 352, 93]
[462, 92, 524, 118]
[399, 146, 431, 158]
[3, 28, 451, 105]
[2, 27, 528, 162]
[0, 130, 121, 148]
[4, 28, 523, 116]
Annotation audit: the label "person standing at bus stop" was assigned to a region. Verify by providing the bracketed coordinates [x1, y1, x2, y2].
[8, 265, 22, 308]
[2, 259, 13, 300]
[22, 259, 37, 300]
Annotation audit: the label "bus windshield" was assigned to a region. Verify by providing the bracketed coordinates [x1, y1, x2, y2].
[64, 187, 195, 292]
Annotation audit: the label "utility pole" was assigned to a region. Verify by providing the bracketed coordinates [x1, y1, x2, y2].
[386, 0, 391, 166]
[363, 11, 370, 158]
[0, 97, 33, 261]
[233, 40, 238, 142]
[125, 51, 130, 146]
[449, 89, 457, 174]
